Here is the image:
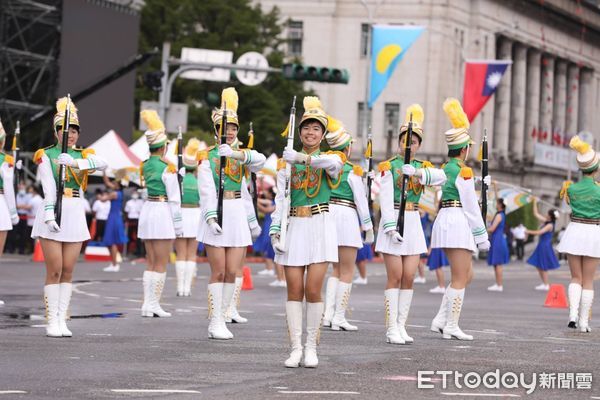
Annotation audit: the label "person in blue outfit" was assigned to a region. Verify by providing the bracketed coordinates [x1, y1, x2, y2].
[487, 199, 510, 292]
[102, 171, 128, 272]
[427, 248, 449, 294]
[526, 198, 560, 291]
[353, 242, 373, 285]
[255, 187, 286, 287]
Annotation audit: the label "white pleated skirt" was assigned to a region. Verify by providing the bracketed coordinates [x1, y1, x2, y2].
[31, 197, 90, 242]
[431, 207, 476, 252]
[181, 207, 201, 239]
[198, 198, 251, 247]
[275, 212, 338, 267]
[375, 210, 427, 256]
[330, 203, 362, 248]
[138, 201, 175, 240]
[557, 222, 600, 258]
[0, 194, 13, 231]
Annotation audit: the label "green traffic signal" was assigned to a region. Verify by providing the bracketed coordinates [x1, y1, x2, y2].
[282, 63, 349, 84]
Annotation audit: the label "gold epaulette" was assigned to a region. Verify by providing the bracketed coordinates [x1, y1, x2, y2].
[33, 149, 45, 164]
[352, 164, 364, 176]
[459, 166, 473, 179]
[326, 150, 347, 164]
[277, 158, 286, 171]
[4, 154, 14, 167]
[560, 181, 572, 202]
[421, 160, 434, 168]
[81, 148, 96, 158]
[378, 160, 391, 172]
[166, 163, 177, 173]
[197, 150, 208, 161]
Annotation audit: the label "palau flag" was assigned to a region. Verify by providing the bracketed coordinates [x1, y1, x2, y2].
[368, 25, 425, 108]
[462, 60, 512, 122]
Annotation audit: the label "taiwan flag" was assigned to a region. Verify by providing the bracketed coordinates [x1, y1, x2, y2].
[462, 60, 512, 122]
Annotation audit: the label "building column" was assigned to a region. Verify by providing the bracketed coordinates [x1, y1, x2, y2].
[578, 68, 593, 134]
[524, 49, 541, 161]
[538, 55, 554, 144]
[509, 44, 527, 161]
[492, 37, 512, 161]
[552, 60, 567, 145]
[565, 64, 579, 139]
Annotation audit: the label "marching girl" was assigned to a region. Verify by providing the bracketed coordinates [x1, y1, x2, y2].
[0, 118, 19, 258]
[31, 98, 108, 337]
[429, 98, 490, 341]
[486, 198, 509, 292]
[269, 96, 344, 368]
[375, 104, 447, 345]
[197, 87, 265, 340]
[525, 198, 560, 291]
[174, 138, 203, 297]
[138, 109, 183, 318]
[322, 124, 374, 332]
[557, 136, 600, 332]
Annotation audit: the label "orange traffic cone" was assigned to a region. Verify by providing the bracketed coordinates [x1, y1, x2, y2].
[241, 265, 254, 290]
[544, 284, 568, 308]
[32, 240, 44, 262]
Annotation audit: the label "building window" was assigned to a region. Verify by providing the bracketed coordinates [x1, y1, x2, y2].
[360, 23, 370, 58]
[288, 20, 303, 58]
[357, 102, 372, 138]
[384, 103, 400, 138]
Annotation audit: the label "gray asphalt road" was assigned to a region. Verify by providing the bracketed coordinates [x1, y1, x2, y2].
[0, 255, 598, 399]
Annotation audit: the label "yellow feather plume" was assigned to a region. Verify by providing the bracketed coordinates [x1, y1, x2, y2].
[303, 96, 322, 111]
[221, 87, 238, 113]
[364, 140, 372, 158]
[280, 122, 290, 138]
[56, 96, 78, 114]
[185, 138, 201, 156]
[140, 109, 165, 132]
[443, 98, 470, 129]
[327, 116, 342, 133]
[569, 135, 591, 155]
[404, 104, 424, 127]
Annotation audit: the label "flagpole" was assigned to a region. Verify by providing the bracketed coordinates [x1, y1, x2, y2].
[360, 0, 374, 158]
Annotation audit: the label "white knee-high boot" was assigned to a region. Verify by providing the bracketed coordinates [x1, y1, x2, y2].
[147, 272, 171, 317]
[397, 289, 414, 343]
[141, 270, 153, 317]
[207, 283, 231, 339]
[568, 283, 582, 328]
[44, 284, 61, 337]
[226, 277, 248, 323]
[384, 288, 404, 344]
[183, 261, 196, 296]
[442, 286, 473, 341]
[58, 283, 73, 337]
[579, 289, 594, 333]
[175, 261, 186, 296]
[430, 291, 448, 333]
[284, 301, 303, 368]
[323, 277, 338, 327]
[331, 282, 357, 331]
[220, 283, 235, 338]
[304, 302, 324, 368]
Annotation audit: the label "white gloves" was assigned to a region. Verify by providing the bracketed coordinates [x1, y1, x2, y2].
[483, 175, 491, 186]
[208, 219, 222, 235]
[386, 229, 403, 244]
[178, 167, 186, 178]
[367, 170, 376, 180]
[15, 160, 22, 170]
[477, 240, 491, 251]
[11, 214, 19, 225]
[218, 144, 234, 158]
[271, 234, 285, 254]
[174, 221, 183, 237]
[401, 164, 417, 176]
[251, 225, 262, 241]
[364, 229, 375, 244]
[57, 153, 77, 167]
[46, 220, 60, 233]
[283, 148, 309, 165]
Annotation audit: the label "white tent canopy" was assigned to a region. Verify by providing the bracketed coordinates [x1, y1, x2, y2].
[88, 130, 141, 177]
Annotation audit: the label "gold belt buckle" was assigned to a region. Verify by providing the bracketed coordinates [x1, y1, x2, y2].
[296, 206, 312, 218]
[223, 191, 238, 200]
[64, 188, 73, 198]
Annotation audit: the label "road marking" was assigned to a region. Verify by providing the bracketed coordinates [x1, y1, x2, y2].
[0, 391, 27, 394]
[545, 336, 589, 342]
[336, 372, 356, 375]
[464, 329, 505, 335]
[278, 391, 359, 395]
[111, 389, 201, 394]
[86, 333, 112, 336]
[175, 309, 192, 313]
[441, 393, 520, 398]
[383, 375, 441, 382]
[271, 386, 288, 389]
[105, 296, 121, 300]
[407, 324, 426, 328]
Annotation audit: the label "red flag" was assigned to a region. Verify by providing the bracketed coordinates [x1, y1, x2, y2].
[462, 60, 512, 122]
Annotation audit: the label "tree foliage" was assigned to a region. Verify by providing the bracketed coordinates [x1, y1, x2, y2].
[136, 0, 312, 153]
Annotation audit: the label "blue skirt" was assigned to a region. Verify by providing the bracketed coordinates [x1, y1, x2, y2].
[527, 241, 560, 271]
[487, 231, 509, 266]
[427, 248, 449, 270]
[356, 243, 373, 262]
[253, 213, 275, 260]
[102, 213, 128, 246]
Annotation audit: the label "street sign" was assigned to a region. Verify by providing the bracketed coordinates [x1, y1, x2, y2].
[534, 142, 578, 172]
[180, 48, 233, 82]
[235, 51, 268, 86]
[140, 101, 188, 134]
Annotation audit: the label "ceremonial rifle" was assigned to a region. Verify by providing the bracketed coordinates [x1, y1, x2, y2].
[481, 129, 488, 221]
[55, 94, 72, 227]
[275, 96, 297, 253]
[365, 126, 373, 211]
[11, 121, 20, 192]
[396, 114, 413, 236]
[176, 126, 183, 200]
[248, 122, 258, 218]
[216, 104, 228, 227]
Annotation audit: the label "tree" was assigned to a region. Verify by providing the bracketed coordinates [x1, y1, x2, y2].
[136, 0, 312, 154]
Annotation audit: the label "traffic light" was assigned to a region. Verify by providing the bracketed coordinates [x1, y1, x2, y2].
[282, 63, 349, 84]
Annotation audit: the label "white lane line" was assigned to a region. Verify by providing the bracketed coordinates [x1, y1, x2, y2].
[545, 336, 589, 342]
[271, 386, 288, 389]
[0, 391, 27, 394]
[278, 391, 359, 395]
[407, 324, 426, 328]
[441, 393, 520, 398]
[105, 296, 121, 300]
[86, 333, 112, 336]
[464, 329, 505, 335]
[111, 389, 201, 394]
